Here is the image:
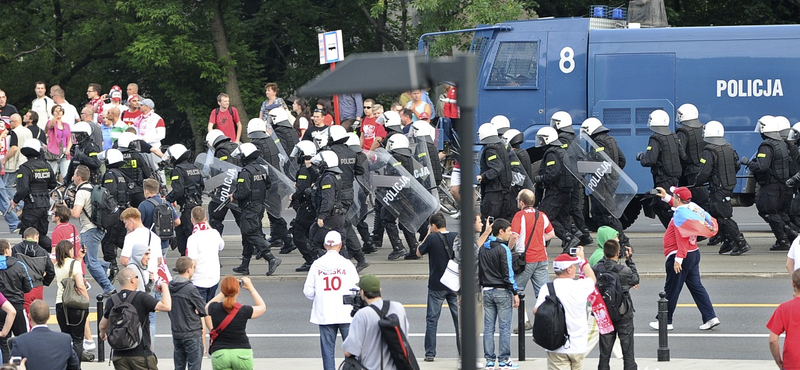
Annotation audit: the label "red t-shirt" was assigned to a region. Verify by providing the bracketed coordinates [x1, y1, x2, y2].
[444, 86, 459, 119]
[511, 208, 553, 263]
[767, 297, 800, 369]
[323, 114, 334, 126]
[360, 117, 386, 151]
[121, 109, 142, 128]
[209, 107, 241, 141]
[52, 222, 85, 274]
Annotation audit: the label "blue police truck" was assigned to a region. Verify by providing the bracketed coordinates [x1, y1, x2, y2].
[420, 16, 800, 228]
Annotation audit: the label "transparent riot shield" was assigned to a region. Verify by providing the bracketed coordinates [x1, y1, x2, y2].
[261, 157, 295, 218]
[413, 138, 436, 190]
[273, 136, 298, 181]
[366, 148, 438, 231]
[559, 132, 639, 218]
[195, 153, 240, 211]
[508, 149, 534, 190]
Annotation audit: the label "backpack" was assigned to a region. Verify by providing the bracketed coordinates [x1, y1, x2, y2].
[79, 184, 119, 231]
[147, 198, 175, 240]
[532, 282, 569, 351]
[106, 291, 143, 350]
[595, 262, 625, 324]
[369, 301, 420, 370]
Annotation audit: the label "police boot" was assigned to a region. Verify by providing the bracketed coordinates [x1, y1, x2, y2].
[577, 229, 593, 246]
[707, 233, 723, 246]
[730, 234, 751, 256]
[362, 240, 378, 254]
[718, 239, 735, 254]
[561, 234, 580, 254]
[279, 234, 296, 254]
[371, 233, 384, 249]
[387, 233, 407, 260]
[264, 253, 282, 276]
[233, 258, 250, 275]
[785, 226, 799, 244]
[770, 239, 791, 251]
[355, 255, 371, 272]
[404, 244, 421, 260]
[295, 261, 312, 272]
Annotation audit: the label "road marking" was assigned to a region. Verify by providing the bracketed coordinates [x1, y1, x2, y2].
[153, 333, 776, 339]
[47, 312, 97, 325]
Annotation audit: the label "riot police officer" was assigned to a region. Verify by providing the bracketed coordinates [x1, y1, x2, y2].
[290, 141, 320, 272]
[550, 111, 593, 245]
[534, 127, 579, 253]
[777, 116, 800, 231]
[11, 139, 56, 250]
[268, 107, 300, 173]
[638, 109, 685, 228]
[66, 121, 102, 184]
[232, 143, 281, 276]
[247, 118, 295, 254]
[477, 123, 512, 221]
[382, 135, 421, 260]
[580, 117, 630, 248]
[164, 144, 205, 256]
[205, 129, 242, 235]
[490, 115, 511, 136]
[346, 133, 377, 255]
[746, 116, 795, 251]
[310, 150, 347, 253]
[786, 122, 800, 230]
[676, 103, 709, 208]
[114, 132, 154, 207]
[99, 148, 129, 275]
[502, 128, 534, 182]
[371, 111, 404, 250]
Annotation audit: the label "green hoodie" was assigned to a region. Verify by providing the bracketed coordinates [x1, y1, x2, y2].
[589, 226, 619, 266]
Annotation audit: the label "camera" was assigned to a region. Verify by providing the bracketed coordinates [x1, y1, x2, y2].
[569, 247, 578, 256]
[10, 356, 21, 365]
[238, 279, 244, 287]
[647, 189, 659, 196]
[487, 216, 495, 223]
[342, 288, 366, 317]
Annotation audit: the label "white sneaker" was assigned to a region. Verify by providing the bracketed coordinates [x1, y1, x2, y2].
[649, 321, 673, 331]
[699, 317, 721, 330]
[83, 339, 96, 351]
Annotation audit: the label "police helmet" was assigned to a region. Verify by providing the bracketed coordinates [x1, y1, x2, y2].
[313, 150, 342, 173]
[105, 148, 124, 167]
[205, 129, 229, 148]
[72, 121, 92, 142]
[116, 132, 136, 149]
[247, 118, 269, 139]
[677, 104, 699, 122]
[386, 134, 410, 152]
[490, 115, 510, 135]
[345, 133, 362, 153]
[647, 110, 672, 135]
[378, 111, 402, 132]
[478, 123, 502, 144]
[790, 122, 800, 142]
[163, 144, 190, 164]
[238, 142, 261, 162]
[550, 111, 573, 133]
[20, 139, 43, 158]
[703, 121, 726, 145]
[502, 129, 524, 148]
[328, 125, 348, 144]
[412, 121, 435, 140]
[268, 108, 292, 128]
[313, 127, 331, 149]
[776, 116, 791, 139]
[759, 115, 782, 140]
[580, 117, 607, 136]
[535, 127, 560, 147]
[292, 140, 318, 158]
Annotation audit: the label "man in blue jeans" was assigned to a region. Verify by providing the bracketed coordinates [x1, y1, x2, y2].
[478, 218, 520, 370]
[70, 165, 115, 296]
[416, 212, 459, 362]
[0, 174, 19, 232]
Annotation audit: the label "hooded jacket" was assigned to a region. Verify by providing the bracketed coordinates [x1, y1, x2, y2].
[589, 226, 620, 266]
[12, 240, 55, 288]
[478, 236, 518, 291]
[168, 275, 207, 339]
[0, 256, 33, 307]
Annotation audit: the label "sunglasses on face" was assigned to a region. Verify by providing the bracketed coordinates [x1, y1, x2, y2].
[364, 106, 373, 109]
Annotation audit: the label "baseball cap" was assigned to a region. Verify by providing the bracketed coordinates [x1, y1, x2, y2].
[140, 99, 155, 109]
[357, 275, 381, 292]
[671, 186, 692, 202]
[128, 94, 139, 101]
[553, 253, 581, 271]
[418, 112, 431, 120]
[110, 91, 122, 100]
[324, 231, 342, 247]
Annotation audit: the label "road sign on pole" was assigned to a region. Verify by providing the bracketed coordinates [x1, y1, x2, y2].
[318, 30, 344, 65]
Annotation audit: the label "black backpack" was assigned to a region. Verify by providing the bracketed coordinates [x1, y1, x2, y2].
[147, 198, 175, 240]
[369, 300, 420, 370]
[106, 291, 143, 350]
[532, 282, 569, 351]
[595, 262, 625, 324]
[79, 184, 119, 231]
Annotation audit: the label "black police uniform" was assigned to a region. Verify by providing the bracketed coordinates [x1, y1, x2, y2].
[478, 140, 512, 220]
[99, 166, 129, 266]
[694, 141, 750, 255]
[165, 160, 204, 256]
[353, 150, 376, 254]
[677, 120, 710, 208]
[382, 148, 422, 260]
[208, 140, 243, 234]
[748, 136, 795, 250]
[371, 129, 403, 249]
[329, 142, 368, 266]
[310, 167, 346, 250]
[66, 137, 101, 184]
[291, 162, 320, 270]
[639, 131, 684, 228]
[587, 128, 630, 247]
[118, 147, 153, 208]
[784, 138, 800, 230]
[234, 153, 281, 276]
[536, 142, 579, 253]
[273, 121, 299, 175]
[13, 156, 56, 250]
[557, 130, 592, 244]
[252, 135, 294, 253]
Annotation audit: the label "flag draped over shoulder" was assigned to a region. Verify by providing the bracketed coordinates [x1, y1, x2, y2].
[673, 202, 718, 238]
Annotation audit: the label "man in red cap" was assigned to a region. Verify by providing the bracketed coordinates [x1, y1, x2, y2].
[650, 186, 720, 331]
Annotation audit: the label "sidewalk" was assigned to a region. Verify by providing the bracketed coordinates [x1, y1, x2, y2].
[79, 357, 775, 369]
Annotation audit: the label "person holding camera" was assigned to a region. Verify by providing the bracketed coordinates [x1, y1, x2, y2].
[303, 231, 358, 370]
[205, 276, 265, 370]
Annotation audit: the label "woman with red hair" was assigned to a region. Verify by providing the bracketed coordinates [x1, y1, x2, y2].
[204, 276, 266, 369]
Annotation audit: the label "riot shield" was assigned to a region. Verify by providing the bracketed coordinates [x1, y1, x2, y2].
[559, 132, 638, 218]
[413, 138, 437, 190]
[366, 148, 438, 231]
[346, 178, 374, 225]
[261, 158, 295, 218]
[508, 149, 534, 190]
[195, 153, 241, 211]
[273, 136, 298, 181]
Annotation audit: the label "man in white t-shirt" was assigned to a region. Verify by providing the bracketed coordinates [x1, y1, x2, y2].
[786, 235, 800, 273]
[534, 249, 597, 369]
[30, 81, 54, 130]
[185, 206, 224, 302]
[51, 88, 79, 126]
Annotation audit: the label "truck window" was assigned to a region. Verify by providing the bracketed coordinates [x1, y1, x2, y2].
[487, 42, 539, 89]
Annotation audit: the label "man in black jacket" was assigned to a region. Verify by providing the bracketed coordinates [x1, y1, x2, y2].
[477, 123, 512, 221]
[65, 121, 102, 185]
[637, 109, 685, 228]
[12, 139, 56, 250]
[0, 239, 32, 360]
[164, 144, 205, 256]
[12, 228, 54, 315]
[593, 239, 639, 370]
[168, 256, 207, 370]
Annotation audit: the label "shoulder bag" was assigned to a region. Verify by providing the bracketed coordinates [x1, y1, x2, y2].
[512, 210, 539, 275]
[61, 260, 89, 310]
[208, 302, 242, 354]
[437, 232, 461, 292]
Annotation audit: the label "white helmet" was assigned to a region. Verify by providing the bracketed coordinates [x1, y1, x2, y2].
[291, 140, 318, 158]
[104, 148, 124, 167]
[776, 116, 791, 139]
[268, 107, 292, 127]
[163, 144, 190, 164]
[345, 133, 362, 152]
[478, 123, 501, 144]
[313, 127, 331, 149]
[703, 121, 726, 145]
[386, 134, 410, 152]
[536, 127, 560, 147]
[328, 125, 348, 144]
[378, 111, 402, 132]
[411, 121, 435, 140]
[247, 118, 269, 139]
[20, 139, 43, 158]
[72, 121, 92, 142]
[580, 117, 606, 136]
[205, 129, 229, 148]
[502, 129, 524, 148]
[116, 132, 136, 149]
[648, 109, 671, 134]
[490, 115, 510, 134]
[759, 115, 781, 140]
[790, 122, 800, 142]
[238, 142, 261, 162]
[550, 111, 573, 132]
[677, 104, 699, 122]
[312, 150, 341, 173]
